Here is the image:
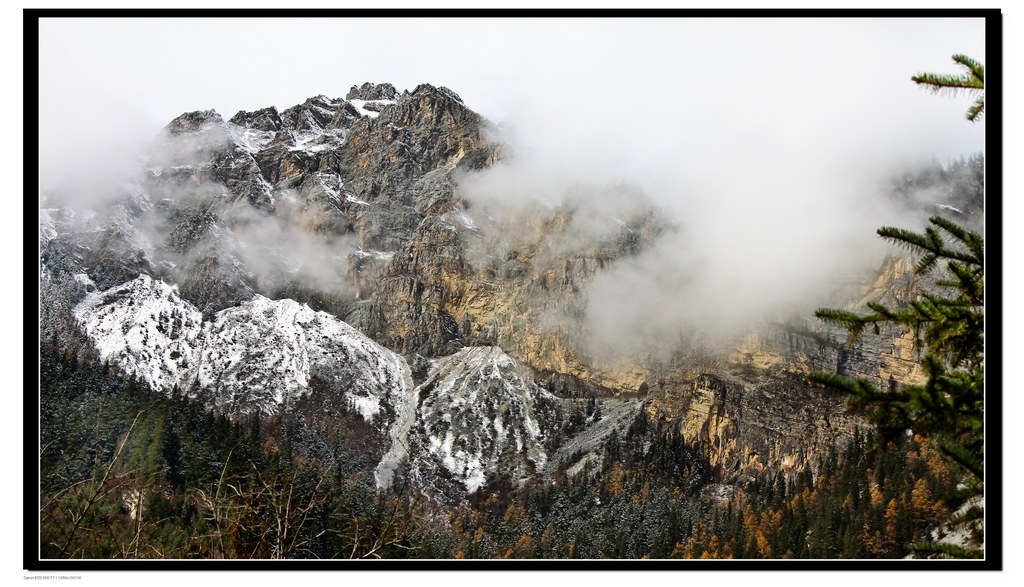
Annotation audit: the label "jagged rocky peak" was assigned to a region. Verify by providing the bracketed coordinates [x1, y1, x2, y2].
[120, 79, 500, 320]
[162, 109, 226, 135]
[437, 86, 463, 104]
[411, 83, 466, 108]
[330, 82, 487, 196]
[280, 94, 364, 132]
[404, 83, 463, 104]
[228, 106, 283, 131]
[346, 82, 400, 101]
[150, 107, 243, 171]
[379, 83, 477, 130]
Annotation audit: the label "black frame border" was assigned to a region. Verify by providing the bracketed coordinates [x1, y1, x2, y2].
[24, 6, 1003, 573]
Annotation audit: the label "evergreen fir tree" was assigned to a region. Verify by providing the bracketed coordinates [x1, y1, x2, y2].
[809, 55, 986, 559]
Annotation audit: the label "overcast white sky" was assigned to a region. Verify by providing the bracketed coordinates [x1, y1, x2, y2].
[38, 16, 987, 124]
[38, 16, 985, 183]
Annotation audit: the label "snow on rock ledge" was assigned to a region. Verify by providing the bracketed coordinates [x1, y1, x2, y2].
[73, 275, 409, 419]
[196, 295, 409, 417]
[73, 275, 204, 392]
[406, 346, 559, 497]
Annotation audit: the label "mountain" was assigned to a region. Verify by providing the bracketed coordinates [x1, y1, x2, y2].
[37, 81, 980, 508]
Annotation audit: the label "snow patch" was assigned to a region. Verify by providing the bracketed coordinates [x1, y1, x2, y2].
[73, 273, 96, 290]
[348, 98, 397, 118]
[227, 124, 276, 154]
[934, 203, 964, 214]
[347, 394, 381, 420]
[345, 192, 370, 206]
[287, 127, 348, 154]
[408, 346, 553, 495]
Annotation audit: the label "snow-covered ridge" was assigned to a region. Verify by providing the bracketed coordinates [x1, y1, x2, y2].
[71, 279, 560, 498]
[73, 275, 205, 392]
[407, 346, 557, 495]
[73, 274, 409, 419]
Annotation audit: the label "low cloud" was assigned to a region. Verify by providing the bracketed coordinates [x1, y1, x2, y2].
[219, 195, 359, 297]
[457, 19, 984, 361]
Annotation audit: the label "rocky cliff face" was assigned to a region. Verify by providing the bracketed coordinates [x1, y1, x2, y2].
[352, 197, 668, 392]
[639, 370, 858, 485]
[39, 81, 969, 498]
[639, 254, 933, 484]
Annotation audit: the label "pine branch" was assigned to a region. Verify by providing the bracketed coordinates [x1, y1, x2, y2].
[911, 540, 983, 559]
[939, 440, 984, 480]
[930, 215, 970, 244]
[876, 225, 934, 254]
[951, 54, 984, 84]
[911, 72, 981, 92]
[966, 95, 985, 122]
[807, 371, 862, 395]
[945, 504, 984, 530]
[877, 224, 981, 269]
[929, 216, 984, 266]
[865, 302, 898, 321]
[912, 55, 985, 122]
[915, 252, 940, 274]
[942, 480, 984, 507]
[809, 56, 987, 561]
[939, 262, 984, 305]
[813, 308, 870, 343]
